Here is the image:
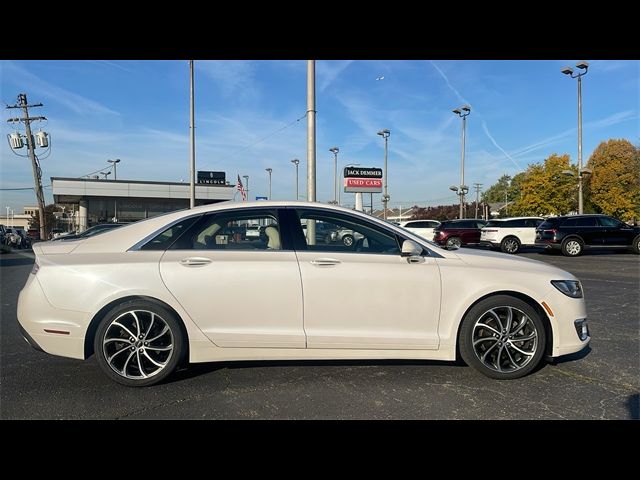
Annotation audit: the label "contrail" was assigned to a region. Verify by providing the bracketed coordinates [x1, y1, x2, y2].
[429, 60, 523, 172]
[482, 121, 523, 171]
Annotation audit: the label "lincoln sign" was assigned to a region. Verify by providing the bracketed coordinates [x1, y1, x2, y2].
[343, 166, 383, 193]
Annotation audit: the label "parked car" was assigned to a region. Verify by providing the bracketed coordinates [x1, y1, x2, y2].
[4, 227, 26, 249]
[397, 220, 440, 240]
[19, 201, 590, 386]
[480, 217, 544, 254]
[535, 214, 640, 256]
[27, 229, 40, 241]
[53, 223, 126, 241]
[49, 228, 64, 240]
[433, 219, 487, 249]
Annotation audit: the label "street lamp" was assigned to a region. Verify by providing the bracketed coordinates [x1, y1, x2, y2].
[265, 168, 272, 200]
[561, 61, 589, 214]
[449, 185, 469, 218]
[101, 171, 111, 180]
[377, 129, 390, 219]
[107, 158, 121, 180]
[329, 147, 340, 204]
[291, 159, 300, 200]
[452, 105, 471, 219]
[243, 175, 249, 201]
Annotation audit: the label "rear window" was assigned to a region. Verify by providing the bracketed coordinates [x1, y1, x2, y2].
[538, 218, 559, 229]
[140, 216, 200, 251]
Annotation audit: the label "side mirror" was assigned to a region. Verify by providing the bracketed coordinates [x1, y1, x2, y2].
[401, 239, 423, 257]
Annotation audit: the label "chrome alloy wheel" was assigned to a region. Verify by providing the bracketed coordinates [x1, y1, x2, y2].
[102, 310, 174, 380]
[472, 306, 538, 373]
[502, 238, 519, 253]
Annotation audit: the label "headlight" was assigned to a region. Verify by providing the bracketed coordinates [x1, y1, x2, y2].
[551, 280, 583, 298]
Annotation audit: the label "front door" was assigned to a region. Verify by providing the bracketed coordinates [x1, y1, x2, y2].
[159, 208, 305, 348]
[289, 208, 441, 350]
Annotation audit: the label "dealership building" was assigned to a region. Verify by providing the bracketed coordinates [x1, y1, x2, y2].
[51, 175, 234, 232]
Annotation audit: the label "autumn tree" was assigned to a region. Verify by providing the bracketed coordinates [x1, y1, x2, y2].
[509, 154, 577, 216]
[586, 139, 640, 222]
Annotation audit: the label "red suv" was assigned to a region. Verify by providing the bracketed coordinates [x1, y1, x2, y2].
[433, 219, 487, 249]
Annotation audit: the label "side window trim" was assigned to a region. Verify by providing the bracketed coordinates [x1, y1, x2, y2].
[128, 214, 203, 251]
[168, 207, 288, 251]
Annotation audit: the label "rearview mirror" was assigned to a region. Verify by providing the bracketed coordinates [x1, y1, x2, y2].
[401, 239, 422, 257]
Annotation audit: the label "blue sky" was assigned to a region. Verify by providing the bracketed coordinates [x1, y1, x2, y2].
[1, 59, 638, 211]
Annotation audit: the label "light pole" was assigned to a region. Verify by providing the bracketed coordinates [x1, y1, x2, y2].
[561, 61, 589, 214]
[101, 171, 111, 180]
[243, 175, 249, 201]
[266, 168, 272, 200]
[291, 159, 300, 200]
[107, 158, 121, 180]
[452, 105, 471, 219]
[377, 129, 391, 219]
[329, 147, 339, 204]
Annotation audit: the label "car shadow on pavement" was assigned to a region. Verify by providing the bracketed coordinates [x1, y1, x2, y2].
[166, 359, 461, 384]
[0, 256, 35, 267]
[546, 344, 592, 366]
[627, 394, 639, 420]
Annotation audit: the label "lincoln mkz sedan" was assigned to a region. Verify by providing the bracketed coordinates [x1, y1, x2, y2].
[18, 202, 590, 386]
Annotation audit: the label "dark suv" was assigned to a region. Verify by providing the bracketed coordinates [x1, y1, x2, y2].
[433, 219, 487, 249]
[535, 214, 640, 256]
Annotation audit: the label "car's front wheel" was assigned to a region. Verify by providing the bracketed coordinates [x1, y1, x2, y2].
[632, 235, 640, 254]
[94, 300, 185, 387]
[459, 295, 546, 379]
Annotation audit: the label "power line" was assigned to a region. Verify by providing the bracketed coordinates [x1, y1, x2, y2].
[216, 112, 307, 163]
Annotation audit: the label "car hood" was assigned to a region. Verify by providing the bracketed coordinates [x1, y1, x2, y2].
[449, 247, 576, 279]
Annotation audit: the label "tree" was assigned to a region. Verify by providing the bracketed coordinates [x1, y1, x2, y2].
[29, 204, 59, 238]
[481, 174, 512, 204]
[510, 154, 577, 216]
[586, 139, 640, 222]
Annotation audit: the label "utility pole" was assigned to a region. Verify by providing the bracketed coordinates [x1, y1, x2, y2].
[189, 60, 196, 208]
[7, 93, 47, 240]
[306, 60, 317, 245]
[473, 183, 483, 219]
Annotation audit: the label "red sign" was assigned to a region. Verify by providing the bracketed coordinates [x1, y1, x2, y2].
[343, 177, 382, 193]
[344, 178, 382, 188]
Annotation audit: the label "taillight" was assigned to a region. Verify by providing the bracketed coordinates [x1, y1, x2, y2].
[31, 261, 39, 275]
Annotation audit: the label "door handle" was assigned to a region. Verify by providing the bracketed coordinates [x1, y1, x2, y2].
[180, 257, 212, 266]
[310, 258, 341, 266]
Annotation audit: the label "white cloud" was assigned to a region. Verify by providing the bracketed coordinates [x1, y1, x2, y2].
[196, 60, 258, 102]
[316, 60, 354, 92]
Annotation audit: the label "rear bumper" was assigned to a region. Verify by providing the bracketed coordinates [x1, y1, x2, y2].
[17, 274, 88, 360]
[535, 240, 561, 249]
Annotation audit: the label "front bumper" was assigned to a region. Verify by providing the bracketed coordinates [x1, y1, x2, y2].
[541, 285, 591, 357]
[479, 240, 499, 248]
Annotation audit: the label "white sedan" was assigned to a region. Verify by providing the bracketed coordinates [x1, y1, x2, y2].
[18, 201, 590, 386]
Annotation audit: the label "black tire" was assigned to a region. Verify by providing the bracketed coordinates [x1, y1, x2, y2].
[500, 236, 521, 254]
[94, 299, 185, 387]
[446, 236, 462, 249]
[632, 236, 640, 254]
[459, 295, 546, 380]
[342, 234, 354, 247]
[561, 237, 584, 257]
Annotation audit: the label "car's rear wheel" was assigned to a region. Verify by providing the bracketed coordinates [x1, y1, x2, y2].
[500, 236, 521, 254]
[459, 295, 546, 379]
[342, 234, 354, 247]
[94, 300, 185, 387]
[561, 237, 584, 257]
[446, 237, 462, 249]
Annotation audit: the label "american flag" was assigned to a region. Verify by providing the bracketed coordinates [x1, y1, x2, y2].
[236, 175, 247, 201]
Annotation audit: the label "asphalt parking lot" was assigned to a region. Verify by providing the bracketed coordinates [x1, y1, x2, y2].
[1, 247, 638, 419]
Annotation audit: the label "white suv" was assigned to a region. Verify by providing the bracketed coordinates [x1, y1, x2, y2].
[397, 220, 440, 240]
[480, 217, 544, 254]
